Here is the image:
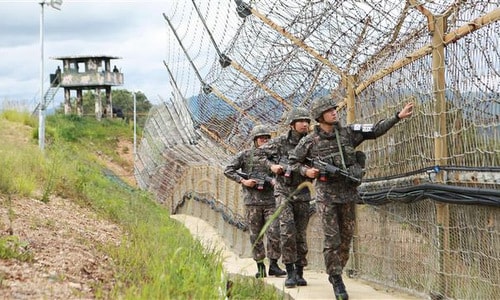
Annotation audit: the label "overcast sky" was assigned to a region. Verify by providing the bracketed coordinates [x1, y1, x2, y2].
[0, 0, 174, 110]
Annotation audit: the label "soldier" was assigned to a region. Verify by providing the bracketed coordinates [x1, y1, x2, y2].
[289, 95, 414, 299]
[224, 125, 287, 278]
[55, 66, 61, 78]
[259, 107, 313, 288]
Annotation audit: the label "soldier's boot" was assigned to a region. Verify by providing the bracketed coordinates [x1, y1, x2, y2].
[255, 262, 267, 278]
[284, 264, 297, 288]
[295, 264, 307, 286]
[329, 274, 349, 300]
[268, 259, 286, 277]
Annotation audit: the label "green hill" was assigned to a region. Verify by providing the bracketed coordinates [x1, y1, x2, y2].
[0, 111, 282, 299]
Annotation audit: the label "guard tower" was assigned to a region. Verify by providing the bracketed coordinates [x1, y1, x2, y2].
[50, 55, 124, 120]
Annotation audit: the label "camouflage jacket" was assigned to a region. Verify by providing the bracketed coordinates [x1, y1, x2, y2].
[289, 115, 400, 198]
[259, 130, 312, 201]
[224, 146, 275, 206]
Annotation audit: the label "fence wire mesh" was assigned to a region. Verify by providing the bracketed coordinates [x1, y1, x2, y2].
[136, 1, 499, 298]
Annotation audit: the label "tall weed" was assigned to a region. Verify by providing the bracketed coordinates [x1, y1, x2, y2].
[0, 110, 36, 127]
[0, 141, 44, 197]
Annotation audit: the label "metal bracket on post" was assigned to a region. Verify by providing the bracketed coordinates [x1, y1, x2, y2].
[235, 0, 252, 18]
[202, 83, 213, 94]
[219, 54, 232, 68]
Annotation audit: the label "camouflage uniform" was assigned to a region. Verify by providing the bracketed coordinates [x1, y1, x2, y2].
[224, 145, 281, 263]
[260, 130, 312, 266]
[289, 96, 402, 277]
[258, 107, 312, 287]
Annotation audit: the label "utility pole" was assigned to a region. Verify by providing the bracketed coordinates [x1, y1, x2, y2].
[38, 0, 62, 151]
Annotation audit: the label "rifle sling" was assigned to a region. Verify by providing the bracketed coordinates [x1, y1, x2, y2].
[334, 128, 348, 171]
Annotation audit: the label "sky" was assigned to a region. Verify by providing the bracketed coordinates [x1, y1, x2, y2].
[0, 0, 173, 110]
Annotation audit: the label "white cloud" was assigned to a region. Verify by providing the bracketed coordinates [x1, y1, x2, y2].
[0, 0, 171, 108]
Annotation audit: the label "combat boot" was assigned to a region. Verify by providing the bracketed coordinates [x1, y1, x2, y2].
[284, 264, 297, 288]
[329, 274, 348, 300]
[295, 264, 307, 286]
[268, 259, 286, 276]
[255, 262, 266, 278]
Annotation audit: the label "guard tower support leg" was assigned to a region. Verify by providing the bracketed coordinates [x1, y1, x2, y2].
[76, 89, 83, 116]
[95, 88, 102, 121]
[105, 87, 112, 118]
[64, 88, 71, 115]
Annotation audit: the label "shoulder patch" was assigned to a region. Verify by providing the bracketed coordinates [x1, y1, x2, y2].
[351, 123, 374, 132]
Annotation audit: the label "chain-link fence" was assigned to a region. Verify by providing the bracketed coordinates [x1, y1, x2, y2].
[136, 1, 499, 298]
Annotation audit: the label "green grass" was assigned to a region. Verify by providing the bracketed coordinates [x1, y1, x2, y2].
[1, 109, 37, 127]
[0, 111, 283, 299]
[0, 235, 33, 262]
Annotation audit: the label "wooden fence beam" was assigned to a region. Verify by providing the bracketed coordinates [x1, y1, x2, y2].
[355, 8, 500, 95]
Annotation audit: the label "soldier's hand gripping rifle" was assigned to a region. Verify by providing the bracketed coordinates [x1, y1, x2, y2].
[305, 158, 361, 184]
[236, 171, 275, 190]
[276, 158, 293, 178]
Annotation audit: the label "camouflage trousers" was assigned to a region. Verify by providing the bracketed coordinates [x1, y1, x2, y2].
[245, 205, 281, 262]
[277, 193, 310, 265]
[316, 199, 355, 276]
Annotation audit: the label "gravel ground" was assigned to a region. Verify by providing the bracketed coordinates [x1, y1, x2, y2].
[0, 195, 123, 299]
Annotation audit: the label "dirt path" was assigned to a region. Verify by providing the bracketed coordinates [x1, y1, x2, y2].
[171, 214, 423, 300]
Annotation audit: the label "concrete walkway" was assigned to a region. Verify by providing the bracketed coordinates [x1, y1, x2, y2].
[171, 214, 423, 300]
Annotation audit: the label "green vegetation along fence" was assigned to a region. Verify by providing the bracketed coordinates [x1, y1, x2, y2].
[135, 1, 499, 299]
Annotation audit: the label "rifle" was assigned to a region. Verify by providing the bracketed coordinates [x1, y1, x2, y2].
[305, 158, 361, 184]
[236, 171, 274, 190]
[276, 158, 293, 178]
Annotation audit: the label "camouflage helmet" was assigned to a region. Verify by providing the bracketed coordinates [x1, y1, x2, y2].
[285, 107, 311, 125]
[250, 124, 272, 140]
[310, 95, 339, 121]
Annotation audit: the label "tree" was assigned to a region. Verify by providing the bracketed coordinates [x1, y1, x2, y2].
[111, 89, 152, 118]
